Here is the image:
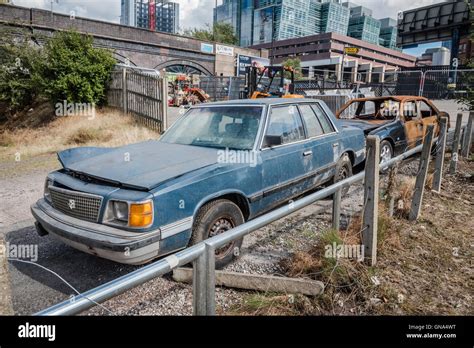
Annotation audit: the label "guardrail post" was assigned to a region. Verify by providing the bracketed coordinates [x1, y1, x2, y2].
[205, 243, 216, 315]
[409, 125, 434, 221]
[192, 243, 216, 316]
[332, 188, 341, 231]
[432, 117, 448, 193]
[362, 135, 380, 266]
[122, 67, 128, 115]
[193, 251, 206, 315]
[449, 113, 463, 174]
[461, 112, 473, 158]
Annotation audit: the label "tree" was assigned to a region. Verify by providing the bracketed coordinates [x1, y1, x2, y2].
[281, 58, 302, 80]
[0, 27, 45, 117]
[184, 22, 238, 45]
[41, 31, 116, 105]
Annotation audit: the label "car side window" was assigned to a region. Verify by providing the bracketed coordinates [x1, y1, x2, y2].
[311, 104, 335, 133]
[266, 105, 305, 146]
[403, 101, 420, 121]
[418, 101, 434, 118]
[298, 104, 324, 138]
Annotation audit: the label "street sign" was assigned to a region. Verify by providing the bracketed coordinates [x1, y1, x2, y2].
[344, 47, 359, 55]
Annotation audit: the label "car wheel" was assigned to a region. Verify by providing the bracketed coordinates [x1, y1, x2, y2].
[333, 154, 353, 196]
[190, 199, 244, 269]
[380, 140, 393, 165]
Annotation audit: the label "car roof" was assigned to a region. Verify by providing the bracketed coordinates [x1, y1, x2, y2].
[349, 96, 429, 102]
[193, 98, 315, 107]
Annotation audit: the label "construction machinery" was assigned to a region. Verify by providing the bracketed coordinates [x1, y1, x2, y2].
[168, 74, 210, 107]
[242, 65, 304, 99]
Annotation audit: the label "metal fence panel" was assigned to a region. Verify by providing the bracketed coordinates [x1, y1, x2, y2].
[421, 69, 473, 100]
[198, 76, 246, 102]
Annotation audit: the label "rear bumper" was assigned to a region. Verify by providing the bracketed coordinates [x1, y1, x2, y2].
[31, 199, 161, 265]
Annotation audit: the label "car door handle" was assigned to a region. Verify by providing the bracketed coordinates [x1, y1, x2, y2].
[332, 143, 339, 147]
[303, 150, 313, 157]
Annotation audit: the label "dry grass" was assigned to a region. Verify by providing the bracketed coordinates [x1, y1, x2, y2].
[0, 108, 158, 162]
[232, 158, 474, 316]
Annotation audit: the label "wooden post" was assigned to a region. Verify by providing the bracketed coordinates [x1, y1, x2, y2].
[332, 188, 341, 231]
[362, 136, 380, 266]
[449, 113, 463, 174]
[409, 125, 434, 221]
[461, 112, 473, 158]
[122, 67, 128, 115]
[432, 117, 448, 193]
[386, 161, 399, 218]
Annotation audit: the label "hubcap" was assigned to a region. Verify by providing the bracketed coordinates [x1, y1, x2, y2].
[380, 144, 392, 163]
[208, 217, 235, 258]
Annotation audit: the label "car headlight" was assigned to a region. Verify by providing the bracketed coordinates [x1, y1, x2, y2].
[104, 200, 153, 228]
[44, 178, 53, 203]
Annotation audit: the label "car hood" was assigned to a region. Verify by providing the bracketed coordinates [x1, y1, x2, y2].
[340, 119, 389, 134]
[58, 141, 220, 190]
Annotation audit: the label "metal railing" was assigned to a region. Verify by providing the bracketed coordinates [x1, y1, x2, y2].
[36, 117, 472, 316]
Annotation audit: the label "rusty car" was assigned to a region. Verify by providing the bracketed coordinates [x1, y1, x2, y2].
[336, 96, 449, 163]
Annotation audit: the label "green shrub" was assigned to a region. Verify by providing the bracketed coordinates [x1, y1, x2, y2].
[41, 31, 116, 106]
[0, 28, 45, 116]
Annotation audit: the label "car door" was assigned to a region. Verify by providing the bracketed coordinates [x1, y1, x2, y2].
[402, 99, 424, 149]
[298, 103, 339, 185]
[259, 104, 311, 208]
[418, 100, 440, 137]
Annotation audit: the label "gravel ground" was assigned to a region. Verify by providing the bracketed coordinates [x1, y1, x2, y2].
[0, 104, 462, 315]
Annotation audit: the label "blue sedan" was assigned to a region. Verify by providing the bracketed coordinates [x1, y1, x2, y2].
[31, 99, 366, 268]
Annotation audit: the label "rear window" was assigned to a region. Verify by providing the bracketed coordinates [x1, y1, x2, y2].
[311, 104, 335, 133]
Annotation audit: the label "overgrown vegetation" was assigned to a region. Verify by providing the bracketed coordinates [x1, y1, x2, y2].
[0, 28, 116, 123]
[281, 58, 302, 80]
[183, 23, 238, 45]
[41, 31, 116, 106]
[231, 158, 473, 315]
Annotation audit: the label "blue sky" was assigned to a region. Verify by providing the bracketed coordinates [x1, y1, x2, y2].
[403, 42, 443, 57]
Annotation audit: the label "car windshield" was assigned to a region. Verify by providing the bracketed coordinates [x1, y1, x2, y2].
[160, 106, 263, 150]
[339, 99, 400, 120]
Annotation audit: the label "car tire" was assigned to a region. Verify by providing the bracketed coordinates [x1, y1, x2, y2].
[333, 154, 353, 196]
[190, 199, 244, 269]
[380, 140, 393, 166]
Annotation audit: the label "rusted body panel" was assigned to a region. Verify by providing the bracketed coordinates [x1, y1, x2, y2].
[336, 96, 447, 155]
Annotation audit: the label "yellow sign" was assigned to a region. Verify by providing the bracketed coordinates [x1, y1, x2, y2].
[344, 47, 360, 55]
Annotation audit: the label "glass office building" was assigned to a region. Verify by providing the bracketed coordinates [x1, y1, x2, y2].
[348, 15, 381, 45]
[252, 0, 322, 45]
[379, 18, 398, 50]
[320, 1, 350, 36]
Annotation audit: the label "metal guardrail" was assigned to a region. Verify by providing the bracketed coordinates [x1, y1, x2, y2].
[35, 120, 471, 316]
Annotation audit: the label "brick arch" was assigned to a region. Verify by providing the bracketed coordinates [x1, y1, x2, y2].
[154, 59, 213, 76]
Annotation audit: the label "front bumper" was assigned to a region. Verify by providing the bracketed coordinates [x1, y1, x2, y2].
[31, 199, 161, 265]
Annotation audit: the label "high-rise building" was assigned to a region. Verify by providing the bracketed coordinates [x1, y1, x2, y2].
[347, 15, 380, 45]
[120, 0, 179, 34]
[379, 17, 398, 50]
[252, 0, 322, 45]
[320, 1, 350, 36]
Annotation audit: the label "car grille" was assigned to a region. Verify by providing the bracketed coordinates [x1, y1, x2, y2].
[49, 186, 103, 223]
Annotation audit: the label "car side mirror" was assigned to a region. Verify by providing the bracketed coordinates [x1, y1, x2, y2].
[264, 135, 282, 148]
